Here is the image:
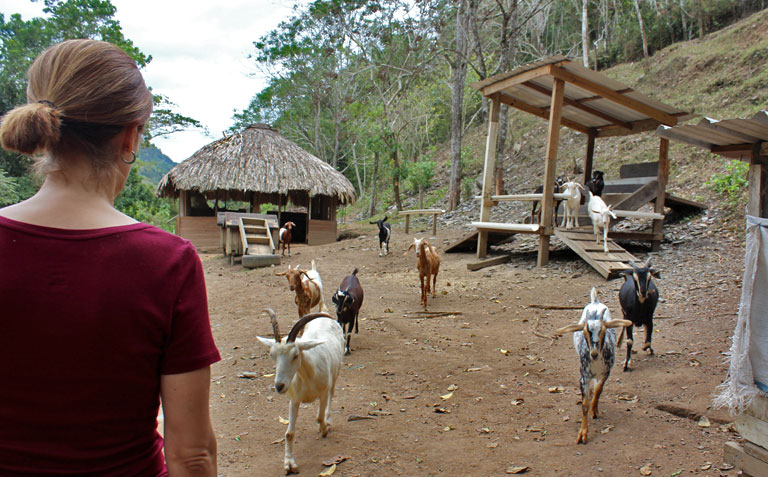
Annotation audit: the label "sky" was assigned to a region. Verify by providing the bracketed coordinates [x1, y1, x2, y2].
[0, 0, 299, 163]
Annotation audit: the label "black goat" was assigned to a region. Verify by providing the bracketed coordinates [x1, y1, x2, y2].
[531, 176, 565, 225]
[332, 268, 364, 355]
[369, 216, 391, 256]
[585, 170, 605, 197]
[618, 258, 660, 371]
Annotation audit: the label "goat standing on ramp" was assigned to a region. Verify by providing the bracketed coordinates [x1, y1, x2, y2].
[618, 258, 660, 371]
[557, 288, 631, 444]
[257, 309, 344, 474]
[332, 268, 364, 355]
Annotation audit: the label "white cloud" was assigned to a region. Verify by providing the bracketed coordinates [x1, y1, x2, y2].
[0, 0, 298, 162]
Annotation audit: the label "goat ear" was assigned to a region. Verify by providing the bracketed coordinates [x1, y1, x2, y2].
[605, 319, 633, 329]
[619, 269, 632, 278]
[556, 323, 584, 334]
[297, 338, 323, 351]
[257, 336, 276, 348]
[331, 294, 338, 304]
[650, 269, 661, 279]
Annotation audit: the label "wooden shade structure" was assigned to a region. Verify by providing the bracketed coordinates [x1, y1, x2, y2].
[471, 56, 691, 265]
[156, 124, 356, 250]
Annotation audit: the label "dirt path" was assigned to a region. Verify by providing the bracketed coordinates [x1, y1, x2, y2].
[204, 225, 744, 476]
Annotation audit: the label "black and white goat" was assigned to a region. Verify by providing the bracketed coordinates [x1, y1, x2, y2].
[258, 309, 345, 474]
[332, 268, 364, 355]
[557, 288, 631, 444]
[586, 170, 605, 197]
[531, 176, 565, 225]
[369, 216, 391, 256]
[618, 258, 660, 372]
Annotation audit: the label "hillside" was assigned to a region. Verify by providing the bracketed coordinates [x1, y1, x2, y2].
[386, 8, 768, 241]
[136, 144, 175, 185]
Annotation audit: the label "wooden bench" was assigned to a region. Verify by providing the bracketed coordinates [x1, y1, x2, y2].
[401, 209, 446, 235]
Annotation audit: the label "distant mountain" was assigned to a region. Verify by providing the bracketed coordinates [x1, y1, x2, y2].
[137, 145, 175, 185]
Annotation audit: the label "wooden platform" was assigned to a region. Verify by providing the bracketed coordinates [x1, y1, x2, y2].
[554, 229, 636, 279]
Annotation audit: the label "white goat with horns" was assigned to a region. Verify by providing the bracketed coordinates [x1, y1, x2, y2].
[258, 309, 344, 474]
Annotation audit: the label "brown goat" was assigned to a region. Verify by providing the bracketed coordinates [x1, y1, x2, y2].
[275, 261, 326, 317]
[279, 221, 297, 257]
[405, 238, 440, 308]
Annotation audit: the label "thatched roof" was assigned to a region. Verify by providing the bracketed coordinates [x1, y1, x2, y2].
[155, 124, 356, 205]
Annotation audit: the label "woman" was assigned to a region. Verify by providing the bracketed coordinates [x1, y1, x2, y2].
[0, 40, 219, 475]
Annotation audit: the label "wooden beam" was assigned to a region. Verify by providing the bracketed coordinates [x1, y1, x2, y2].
[607, 231, 663, 241]
[611, 180, 659, 222]
[711, 143, 753, 154]
[651, 138, 669, 251]
[538, 78, 565, 267]
[577, 88, 634, 103]
[521, 81, 632, 130]
[477, 98, 501, 258]
[584, 129, 596, 184]
[495, 93, 590, 134]
[550, 65, 679, 126]
[479, 62, 567, 97]
[467, 255, 511, 271]
[748, 143, 768, 218]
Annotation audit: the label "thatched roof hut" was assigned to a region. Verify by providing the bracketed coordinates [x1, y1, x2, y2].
[156, 124, 356, 251]
[156, 124, 356, 205]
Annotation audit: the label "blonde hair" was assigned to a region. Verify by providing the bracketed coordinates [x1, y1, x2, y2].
[0, 39, 153, 176]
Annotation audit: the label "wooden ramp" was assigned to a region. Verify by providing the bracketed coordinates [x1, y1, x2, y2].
[554, 229, 636, 279]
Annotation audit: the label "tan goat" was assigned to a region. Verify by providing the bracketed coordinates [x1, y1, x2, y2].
[276, 260, 327, 317]
[405, 238, 440, 308]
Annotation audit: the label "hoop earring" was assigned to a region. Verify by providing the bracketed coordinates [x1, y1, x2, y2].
[122, 151, 137, 165]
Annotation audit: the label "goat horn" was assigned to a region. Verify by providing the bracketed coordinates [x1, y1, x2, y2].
[286, 312, 333, 342]
[263, 308, 281, 341]
[644, 256, 652, 268]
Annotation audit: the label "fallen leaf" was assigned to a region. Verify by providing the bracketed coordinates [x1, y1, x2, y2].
[278, 416, 289, 425]
[506, 465, 529, 474]
[548, 386, 564, 393]
[487, 441, 499, 448]
[319, 463, 336, 476]
[720, 463, 734, 470]
[616, 392, 638, 402]
[402, 395, 418, 399]
[263, 373, 275, 378]
[466, 367, 483, 372]
[601, 425, 614, 434]
[238, 372, 258, 379]
[271, 437, 284, 444]
[698, 416, 711, 428]
[562, 415, 570, 422]
[441, 392, 453, 400]
[434, 407, 450, 414]
[478, 427, 491, 434]
[689, 359, 701, 367]
[511, 398, 524, 406]
[500, 349, 511, 355]
[443, 426, 454, 431]
[322, 455, 350, 466]
[347, 415, 375, 421]
[639, 464, 653, 475]
[700, 463, 712, 471]
[447, 384, 458, 391]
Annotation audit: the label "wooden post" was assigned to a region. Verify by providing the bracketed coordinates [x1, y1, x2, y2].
[584, 129, 596, 184]
[278, 194, 282, 224]
[306, 196, 311, 245]
[405, 215, 410, 234]
[651, 138, 669, 251]
[748, 143, 768, 218]
[432, 213, 437, 237]
[477, 97, 501, 258]
[537, 78, 565, 267]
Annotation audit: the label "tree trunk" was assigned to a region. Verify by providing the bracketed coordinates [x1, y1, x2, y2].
[368, 151, 380, 218]
[582, 0, 590, 68]
[352, 143, 363, 198]
[391, 147, 403, 212]
[448, 0, 471, 212]
[679, 0, 688, 40]
[493, 0, 518, 196]
[418, 185, 424, 209]
[633, 0, 649, 59]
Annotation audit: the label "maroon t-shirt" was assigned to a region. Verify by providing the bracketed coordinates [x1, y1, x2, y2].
[0, 216, 221, 475]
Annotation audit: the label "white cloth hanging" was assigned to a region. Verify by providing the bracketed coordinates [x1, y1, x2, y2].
[714, 215, 768, 414]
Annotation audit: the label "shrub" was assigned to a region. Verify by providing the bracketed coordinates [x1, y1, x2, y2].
[707, 160, 748, 209]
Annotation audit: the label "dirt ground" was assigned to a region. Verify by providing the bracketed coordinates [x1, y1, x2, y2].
[203, 223, 745, 476]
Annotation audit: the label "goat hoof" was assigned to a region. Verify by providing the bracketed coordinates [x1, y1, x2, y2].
[344, 349, 351, 356]
[284, 459, 299, 474]
[623, 366, 632, 372]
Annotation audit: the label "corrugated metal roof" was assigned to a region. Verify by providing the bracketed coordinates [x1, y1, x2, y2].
[656, 111, 768, 159]
[471, 56, 691, 137]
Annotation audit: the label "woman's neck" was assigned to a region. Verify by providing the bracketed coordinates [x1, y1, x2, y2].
[0, 166, 136, 230]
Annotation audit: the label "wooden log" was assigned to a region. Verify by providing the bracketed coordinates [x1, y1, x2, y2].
[538, 77, 565, 267]
[477, 98, 501, 259]
[467, 255, 511, 271]
[652, 138, 669, 251]
[611, 180, 659, 215]
[724, 441, 768, 477]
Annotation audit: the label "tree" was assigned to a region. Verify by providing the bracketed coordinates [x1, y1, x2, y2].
[582, 0, 590, 67]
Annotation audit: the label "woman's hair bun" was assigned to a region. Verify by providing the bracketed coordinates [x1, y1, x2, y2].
[0, 101, 62, 155]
